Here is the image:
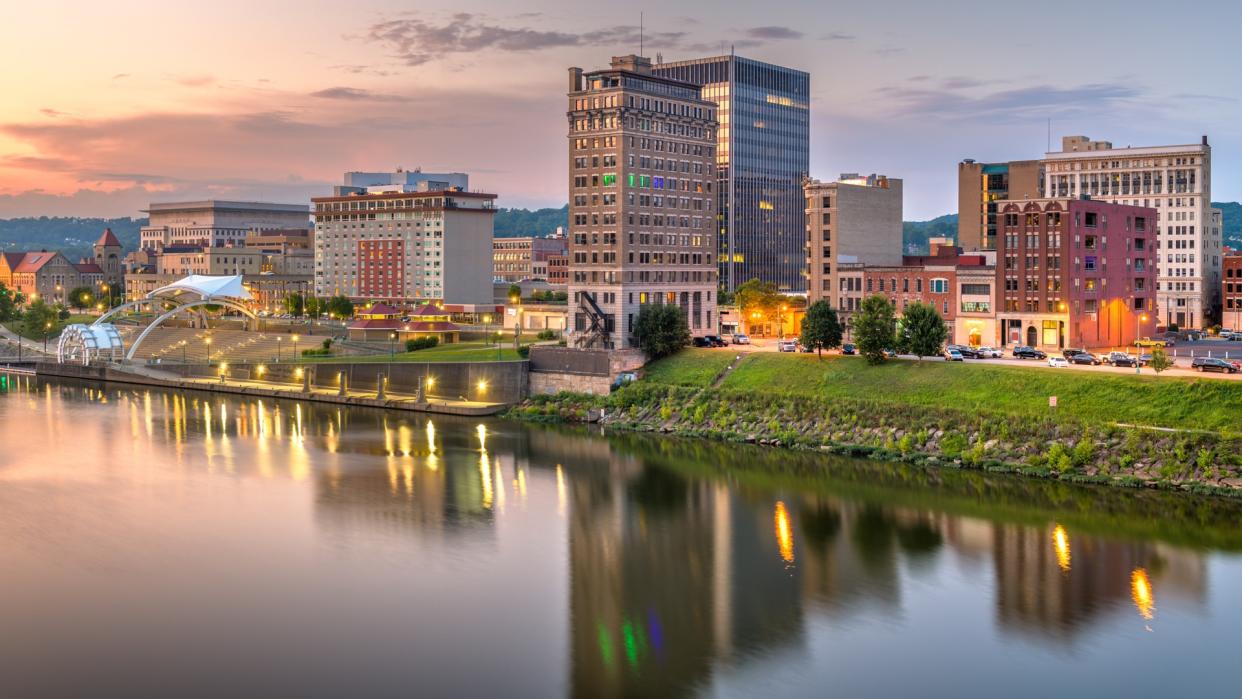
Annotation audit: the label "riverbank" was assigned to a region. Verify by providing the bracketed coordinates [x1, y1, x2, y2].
[509, 350, 1242, 497]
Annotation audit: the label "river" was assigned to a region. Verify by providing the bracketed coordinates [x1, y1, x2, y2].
[1, 376, 1240, 698]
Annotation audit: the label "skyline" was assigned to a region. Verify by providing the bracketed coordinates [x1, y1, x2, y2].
[2, 0, 1241, 220]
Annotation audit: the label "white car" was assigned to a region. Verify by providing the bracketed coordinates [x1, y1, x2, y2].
[1048, 356, 1069, 368]
[778, 340, 798, 352]
[731, 333, 750, 345]
[977, 346, 1003, 358]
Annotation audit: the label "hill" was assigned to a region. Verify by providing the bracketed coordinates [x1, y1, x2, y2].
[493, 205, 568, 238]
[903, 214, 958, 254]
[1212, 201, 1241, 248]
[0, 217, 144, 262]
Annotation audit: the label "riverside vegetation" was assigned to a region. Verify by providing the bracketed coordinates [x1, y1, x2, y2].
[509, 350, 1242, 497]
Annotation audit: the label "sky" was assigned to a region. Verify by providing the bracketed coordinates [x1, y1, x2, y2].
[1, 0, 1240, 221]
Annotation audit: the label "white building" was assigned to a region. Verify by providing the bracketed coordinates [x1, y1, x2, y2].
[312, 188, 497, 305]
[1042, 136, 1221, 329]
[140, 200, 310, 252]
[335, 169, 469, 196]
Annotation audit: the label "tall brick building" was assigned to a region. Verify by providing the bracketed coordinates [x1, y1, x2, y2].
[567, 55, 719, 348]
[995, 198, 1157, 349]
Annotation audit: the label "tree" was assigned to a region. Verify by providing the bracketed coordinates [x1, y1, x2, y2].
[633, 304, 690, 360]
[20, 299, 58, 340]
[1149, 346, 1174, 375]
[799, 300, 843, 356]
[897, 302, 948, 361]
[68, 286, 95, 312]
[283, 292, 305, 317]
[507, 284, 523, 303]
[854, 294, 896, 365]
[0, 282, 21, 322]
[325, 295, 354, 319]
[305, 296, 323, 318]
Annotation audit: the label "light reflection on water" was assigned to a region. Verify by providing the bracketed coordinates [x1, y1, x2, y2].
[0, 377, 1240, 698]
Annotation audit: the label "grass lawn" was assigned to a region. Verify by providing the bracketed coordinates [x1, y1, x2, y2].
[301, 341, 523, 363]
[3, 314, 95, 342]
[644, 351, 1242, 432]
[639, 348, 737, 388]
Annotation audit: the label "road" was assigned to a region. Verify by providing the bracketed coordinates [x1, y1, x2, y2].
[710, 336, 1242, 381]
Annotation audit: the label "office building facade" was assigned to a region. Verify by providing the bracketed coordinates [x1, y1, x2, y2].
[140, 200, 310, 252]
[653, 55, 810, 292]
[493, 235, 569, 283]
[312, 188, 496, 305]
[1224, 252, 1242, 331]
[804, 174, 904, 309]
[995, 198, 1157, 349]
[957, 159, 1042, 251]
[566, 55, 719, 349]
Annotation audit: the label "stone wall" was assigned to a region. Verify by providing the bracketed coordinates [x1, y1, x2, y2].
[530, 371, 612, 396]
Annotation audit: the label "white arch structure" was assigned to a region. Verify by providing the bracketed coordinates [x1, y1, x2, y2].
[57, 324, 124, 365]
[83, 274, 256, 363]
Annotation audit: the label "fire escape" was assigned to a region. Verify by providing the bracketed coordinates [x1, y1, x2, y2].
[574, 291, 612, 349]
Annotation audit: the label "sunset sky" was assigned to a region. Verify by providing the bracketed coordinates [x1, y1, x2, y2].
[3, 0, 1240, 220]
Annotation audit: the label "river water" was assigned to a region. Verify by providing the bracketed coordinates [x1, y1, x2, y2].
[1, 376, 1240, 698]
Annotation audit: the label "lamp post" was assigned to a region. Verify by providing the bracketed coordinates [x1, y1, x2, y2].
[389, 331, 397, 357]
[276, 336, 282, 363]
[43, 321, 51, 353]
[292, 334, 300, 359]
[1136, 312, 1148, 373]
[181, 340, 187, 364]
[204, 336, 212, 365]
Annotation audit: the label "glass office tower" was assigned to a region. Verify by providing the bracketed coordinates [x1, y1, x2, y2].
[653, 55, 810, 292]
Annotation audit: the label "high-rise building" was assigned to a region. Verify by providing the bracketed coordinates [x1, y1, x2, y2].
[957, 159, 1042, 251]
[995, 198, 1157, 349]
[803, 174, 903, 310]
[566, 55, 719, 349]
[139, 201, 311, 251]
[312, 186, 496, 305]
[493, 235, 569, 283]
[652, 55, 810, 293]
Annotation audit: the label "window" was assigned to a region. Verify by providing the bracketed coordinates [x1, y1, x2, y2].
[929, 278, 948, 294]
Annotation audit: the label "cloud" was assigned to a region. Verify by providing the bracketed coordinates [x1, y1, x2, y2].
[39, 108, 65, 118]
[175, 74, 215, 87]
[821, 32, 855, 41]
[364, 13, 687, 66]
[310, 87, 409, 102]
[112, 73, 130, 81]
[745, 26, 803, 40]
[875, 82, 1144, 122]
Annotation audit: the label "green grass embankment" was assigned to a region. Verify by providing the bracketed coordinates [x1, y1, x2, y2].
[684, 353, 1242, 434]
[300, 341, 522, 363]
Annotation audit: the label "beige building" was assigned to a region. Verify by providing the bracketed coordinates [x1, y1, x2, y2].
[567, 55, 719, 348]
[312, 188, 497, 305]
[804, 174, 904, 310]
[493, 235, 568, 283]
[957, 160, 1042, 251]
[140, 200, 310, 251]
[953, 261, 997, 346]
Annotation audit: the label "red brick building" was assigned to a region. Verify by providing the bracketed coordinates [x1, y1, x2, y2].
[996, 198, 1156, 349]
[1224, 251, 1242, 331]
[862, 246, 989, 324]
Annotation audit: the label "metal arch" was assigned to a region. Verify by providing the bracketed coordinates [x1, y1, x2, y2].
[124, 298, 257, 361]
[93, 298, 156, 326]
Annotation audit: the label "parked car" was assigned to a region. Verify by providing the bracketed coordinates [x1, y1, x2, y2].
[1191, 357, 1238, 373]
[778, 340, 798, 352]
[1068, 352, 1101, 366]
[1107, 352, 1138, 367]
[976, 346, 1003, 358]
[951, 345, 981, 359]
[1048, 356, 1069, 368]
[841, 343, 857, 355]
[943, 348, 964, 361]
[731, 333, 750, 345]
[883, 348, 899, 358]
[704, 335, 728, 347]
[1012, 346, 1046, 360]
[1133, 337, 1170, 348]
[800, 343, 814, 353]
[692, 337, 713, 348]
[1137, 353, 1154, 366]
[1061, 347, 1087, 359]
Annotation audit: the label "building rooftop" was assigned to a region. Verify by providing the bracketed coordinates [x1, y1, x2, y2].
[142, 200, 310, 214]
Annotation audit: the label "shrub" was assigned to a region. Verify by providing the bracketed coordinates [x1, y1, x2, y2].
[536, 329, 557, 341]
[517, 344, 531, 359]
[1046, 442, 1073, 473]
[405, 336, 439, 352]
[940, 432, 968, 457]
[1071, 436, 1096, 467]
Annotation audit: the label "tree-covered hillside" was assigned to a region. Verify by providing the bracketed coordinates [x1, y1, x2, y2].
[903, 214, 958, 254]
[0, 217, 144, 262]
[1211, 201, 1241, 248]
[493, 205, 569, 238]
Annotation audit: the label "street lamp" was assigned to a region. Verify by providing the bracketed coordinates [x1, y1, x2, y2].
[292, 334, 300, 358]
[389, 331, 398, 357]
[43, 321, 52, 353]
[204, 336, 212, 365]
[276, 336, 282, 363]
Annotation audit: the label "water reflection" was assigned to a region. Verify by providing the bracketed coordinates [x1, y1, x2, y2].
[0, 378, 1238, 697]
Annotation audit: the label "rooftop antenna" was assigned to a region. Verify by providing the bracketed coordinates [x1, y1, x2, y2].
[639, 12, 644, 56]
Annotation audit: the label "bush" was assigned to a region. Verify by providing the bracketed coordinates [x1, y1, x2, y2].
[536, 329, 557, 341]
[405, 336, 440, 352]
[322, 338, 333, 350]
[302, 348, 331, 357]
[517, 344, 531, 359]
